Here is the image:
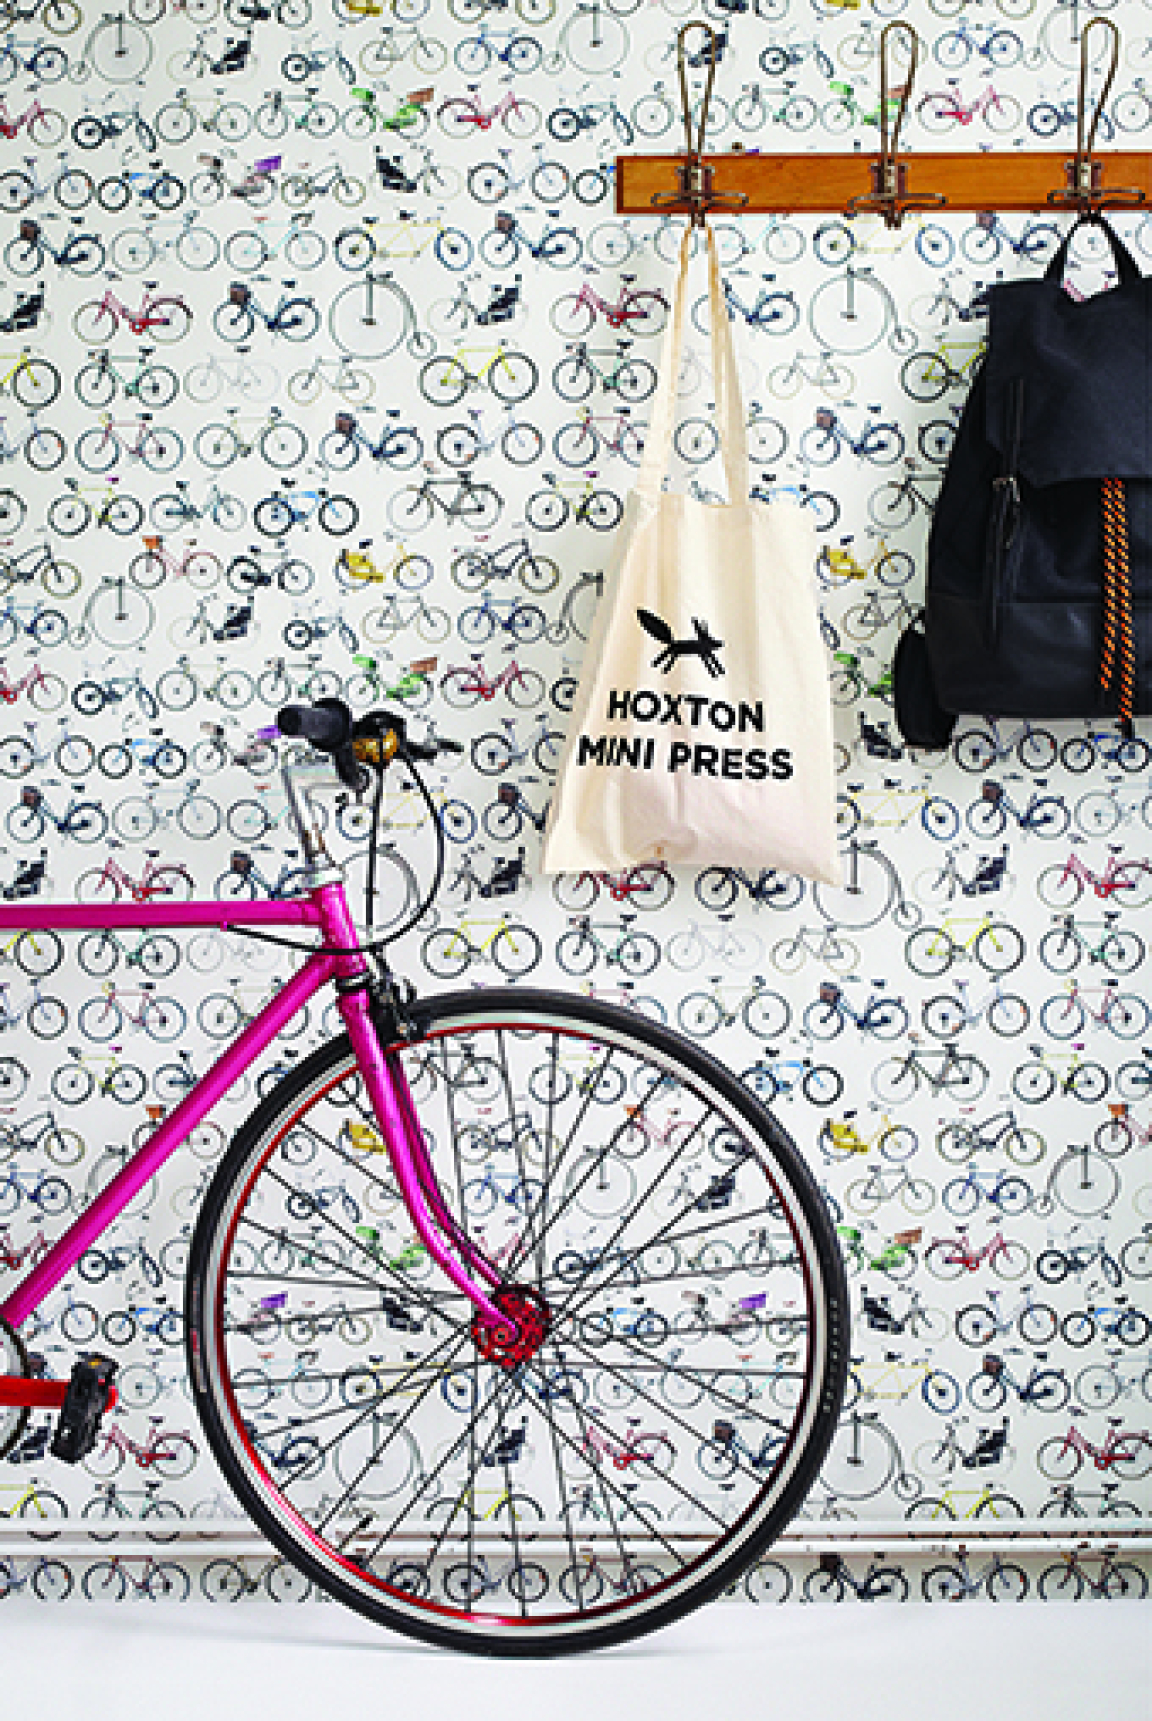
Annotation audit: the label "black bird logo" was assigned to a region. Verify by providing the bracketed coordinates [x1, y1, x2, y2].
[637, 609, 725, 678]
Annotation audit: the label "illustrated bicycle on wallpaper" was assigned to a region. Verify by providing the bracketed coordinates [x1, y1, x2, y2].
[0, 700, 848, 1656]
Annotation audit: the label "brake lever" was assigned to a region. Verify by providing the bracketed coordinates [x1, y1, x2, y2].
[333, 743, 369, 793]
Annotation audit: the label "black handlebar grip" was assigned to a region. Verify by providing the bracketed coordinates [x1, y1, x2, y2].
[276, 699, 351, 751]
[406, 736, 464, 761]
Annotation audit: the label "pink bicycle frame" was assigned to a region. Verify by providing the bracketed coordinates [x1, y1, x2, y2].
[0, 880, 508, 1409]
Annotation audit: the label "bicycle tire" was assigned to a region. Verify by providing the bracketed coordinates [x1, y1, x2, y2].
[489, 925, 543, 978]
[971, 922, 1025, 975]
[0, 168, 34, 212]
[1048, 1147, 1120, 1216]
[177, 797, 223, 843]
[12, 357, 60, 409]
[319, 495, 359, 536]
[1035, 1435, 1087, 1483]
[329, 277, 410, 361]
[743, 1558, 792, 1603]
[801, 1565, 846, 1602]
[0, 736, 36, 776]
[13, 929, 63, 977]
[488, 350, 538, 405]
[1118, 1234, 1152, 1282]
[551, 873, 598, 913]
[147, 1433, 197, 1480]
[984, 1561, 1029, 1600]
[821, 1414, 902, 1501]
[11, 1483, 68, 1544]
[260, 422, 309, 471]
[26, 996, 66, 1039]
[20, 1555, 70, 1601]
[1115, 1057, 1152, 1103]
[186, 991, 848, 1655]
[1107, 1435, 1152, 1483]
[812, 847, 898, 931]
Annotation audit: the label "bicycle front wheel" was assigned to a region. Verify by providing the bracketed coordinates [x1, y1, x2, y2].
[329, 278, 410, 361]
[187, 991, 848, 1656]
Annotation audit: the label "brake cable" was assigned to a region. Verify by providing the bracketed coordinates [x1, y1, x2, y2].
[229, 741, 447, 962]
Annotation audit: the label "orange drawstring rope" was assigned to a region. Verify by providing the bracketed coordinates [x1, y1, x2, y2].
[1100, 477, 1136, 733]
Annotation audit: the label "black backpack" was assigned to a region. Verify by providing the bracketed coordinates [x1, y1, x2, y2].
[894, 214, 1151, 746]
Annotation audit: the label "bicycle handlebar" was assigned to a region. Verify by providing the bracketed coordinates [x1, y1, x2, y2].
[276, 699, 462, 772]
[277, 697, 350, 751]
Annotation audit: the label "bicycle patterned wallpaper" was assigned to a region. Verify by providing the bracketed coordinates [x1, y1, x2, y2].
[0, 0, 1149, 1607]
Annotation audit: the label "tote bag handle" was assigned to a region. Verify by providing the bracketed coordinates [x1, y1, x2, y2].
[635, 223, 751, 506]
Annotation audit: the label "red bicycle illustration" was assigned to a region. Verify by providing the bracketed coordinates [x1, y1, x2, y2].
[83, 1415, 198, 1480]
[0, 661, 66, 712]
[437, 88, 541, 141]
[549, 277, 668, 338]
[917, 80, 1021, 133]
[1037, 850, 1152, 909]
[0, 96, 65, 146]
[75, 853, 194, 905]
[579, 1419, 676, 1475]
[552, 864, 675, 914]
[72, 288, 193, 345]
[440, 654, 546, 709]
[1036, 1421, 1152, 1482]
[925, 1226, 1030, 1280]
[0, 1227, 50, 1271]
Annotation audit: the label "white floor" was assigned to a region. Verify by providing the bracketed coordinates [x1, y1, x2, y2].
[5, 1601, 1149, 1721]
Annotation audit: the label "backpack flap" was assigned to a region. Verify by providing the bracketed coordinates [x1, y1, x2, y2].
[983, 219, 1151, 487]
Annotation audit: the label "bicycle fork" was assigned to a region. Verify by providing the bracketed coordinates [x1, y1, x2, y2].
[338, 975, 526, 1352]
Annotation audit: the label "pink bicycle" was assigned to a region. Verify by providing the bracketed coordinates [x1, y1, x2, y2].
[84, 1415, 197, 1480]
[74, 852, 193, 906]
[1036, 851, 1152, 910]
[437, 88, 541, 141]
[0, 96, 65, 145]
[549, 278, 668, 338]
[439, 653, 546, 708]
[917, 81, 1022, 134]
[71, 287, 192, 345]
[0, 660, 66, 712]
[925, 1225, 1030, 1281]
[0, 1227, 50, 1271]
[1036, 1422, 1152, 1483]
[579, 1419, 676, 1474]
[0, 699, 846, 1654]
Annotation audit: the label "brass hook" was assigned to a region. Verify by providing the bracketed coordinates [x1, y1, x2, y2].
[1050, 18, 1144, 212]
[878, 20, 915, 182]
[679, 19, 714, 166]
[650, 22, 746, 228]
[848, 23, 945, 228]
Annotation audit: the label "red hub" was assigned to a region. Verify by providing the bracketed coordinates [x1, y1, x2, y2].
[472, 1286, 551, 1370]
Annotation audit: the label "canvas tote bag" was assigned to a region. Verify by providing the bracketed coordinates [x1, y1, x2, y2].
[542, 225, 840, 883]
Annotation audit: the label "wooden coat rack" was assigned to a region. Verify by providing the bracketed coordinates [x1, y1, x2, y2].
[615, 19, 1151, 229]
